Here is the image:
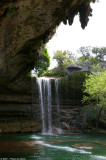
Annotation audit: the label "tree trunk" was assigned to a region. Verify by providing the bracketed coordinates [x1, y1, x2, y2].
[96, 105, 103, 132]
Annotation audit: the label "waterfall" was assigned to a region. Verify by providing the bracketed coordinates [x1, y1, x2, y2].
[37, 77, 61, 134]
[37, 78, 46, 134]
[46, 79, 52, 134]
[55, 79, 60, 128]
[37, 77, 52, 134]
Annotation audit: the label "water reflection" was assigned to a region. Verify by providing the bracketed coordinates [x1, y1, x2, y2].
[0, 141, 42, 154]
[0, 134, 105, 160]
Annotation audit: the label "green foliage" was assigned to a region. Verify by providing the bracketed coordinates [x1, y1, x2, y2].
[77, 46, 106, 64]
[63, 51, 77, 68]
[53, 50, 67, 67]
[82, 104, 97, 125]
[43, 68, 66, 77]
[82, 69, 106, 106]
[87, 56, 98, 65]
[77, 55, 98, 65]
[69, 72, 87, 89]
[92, 47, 106, 62]
[81, 104, 106, 129]
[82, 67, 106, 130]
[44, 46, 106, 81]
[45, 50, 78, 78]
[53, 50, 76, 68]
[46, 50, 76, 78]
[91, 63, 105, 73]
[77, 46, 95, 64]
[77, 46, 91, 60]
[34, 46, 50, 77]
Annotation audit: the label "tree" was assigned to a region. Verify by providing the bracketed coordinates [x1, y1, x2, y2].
[53, 50, 76, 68]
[77, 46, 106, 65]
[77, 46, 91, 61]
[92, 47, 106, 62]
[53, 50, 67, 67]
[82, 68, 106, 131]
[34, 46, 50, 77]
[77, 46, 98, 64]
[63, 50, 76, 67]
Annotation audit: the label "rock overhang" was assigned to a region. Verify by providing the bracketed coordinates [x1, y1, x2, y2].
[0, 0, 96, 93]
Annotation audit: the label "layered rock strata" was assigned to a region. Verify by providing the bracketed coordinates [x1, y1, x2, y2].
[0, 0, 96, 132]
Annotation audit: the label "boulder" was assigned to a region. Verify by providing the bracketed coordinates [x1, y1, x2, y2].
[66, 62, 91, 75]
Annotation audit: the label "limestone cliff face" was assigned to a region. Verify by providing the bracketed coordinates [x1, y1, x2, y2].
[0, 78, 83, 133]
[0, 0, 95, 93]
[0, 0, 96, 133]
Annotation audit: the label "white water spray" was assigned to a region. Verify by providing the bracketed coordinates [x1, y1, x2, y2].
[37, 78, 46, 134]
[55, 79, 60, 128]
[37, 77, 52, 134]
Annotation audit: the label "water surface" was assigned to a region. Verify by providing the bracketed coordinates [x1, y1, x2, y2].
[0, 134, 106, 160]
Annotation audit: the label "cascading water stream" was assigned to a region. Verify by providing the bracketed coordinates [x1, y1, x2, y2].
[37, 77, 61, 134]
[55, 79, 60, 128]
[37, 77, 52, 134]
[37, 78, 46, 134]
[46, 79, 52, 134]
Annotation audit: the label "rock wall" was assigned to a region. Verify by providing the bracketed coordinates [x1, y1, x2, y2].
[0, 0, 96, 133]
[0, 0, 95, 93]
[0, 77, 84, 133]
